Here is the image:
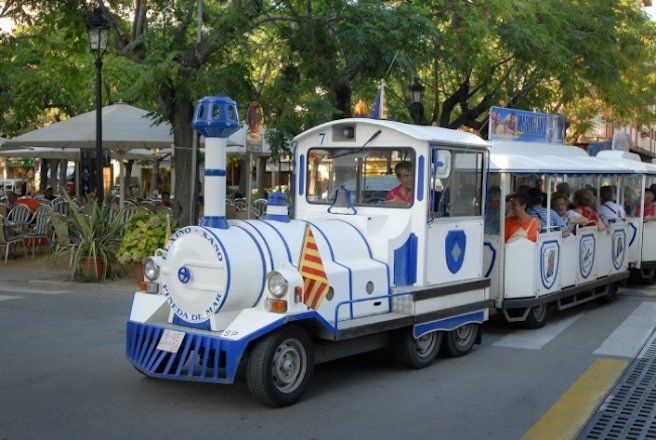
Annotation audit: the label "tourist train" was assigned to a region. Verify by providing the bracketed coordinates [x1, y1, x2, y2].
[125, 97, 655, 406]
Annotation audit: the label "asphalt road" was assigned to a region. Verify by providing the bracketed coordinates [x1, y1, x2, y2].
[1, 287, 655, 440]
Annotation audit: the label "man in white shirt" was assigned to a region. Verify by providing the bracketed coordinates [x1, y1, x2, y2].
[598, 186, 626, 227]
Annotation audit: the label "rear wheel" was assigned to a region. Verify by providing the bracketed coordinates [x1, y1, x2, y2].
[598, 282, 620, 304]
[524, 304, 549, 329]
[392, 328, 442, 368]
[246, 326, 314, 407]
[443, 323, 478, 357]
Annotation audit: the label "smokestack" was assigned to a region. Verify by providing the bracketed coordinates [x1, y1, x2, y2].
[192, 96, 240, 229]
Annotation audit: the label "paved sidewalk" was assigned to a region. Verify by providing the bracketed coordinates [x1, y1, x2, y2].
[0, 253, 137, 294]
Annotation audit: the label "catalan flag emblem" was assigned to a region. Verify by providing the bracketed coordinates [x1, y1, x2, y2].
[299, 225, 330, 310]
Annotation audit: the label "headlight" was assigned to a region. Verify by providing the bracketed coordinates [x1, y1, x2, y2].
[267, 271, 288, 298]
[143, 257, 160, 281]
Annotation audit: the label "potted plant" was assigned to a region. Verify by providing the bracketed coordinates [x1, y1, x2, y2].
[51, 196, 124, 281]
[118, 211, 175, 280]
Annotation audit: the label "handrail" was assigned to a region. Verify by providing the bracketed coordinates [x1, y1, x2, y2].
[333, 291, 413, 330]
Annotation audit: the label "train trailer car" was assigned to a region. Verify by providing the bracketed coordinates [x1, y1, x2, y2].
[484, 137, 634, 328]
[126, 96, 492, 406]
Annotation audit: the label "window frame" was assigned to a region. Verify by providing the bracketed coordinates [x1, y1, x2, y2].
[429, 145, 486, 222]
[305, 146, 417, 209]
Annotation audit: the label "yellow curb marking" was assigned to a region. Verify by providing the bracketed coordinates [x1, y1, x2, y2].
[522, 358, 628, 440]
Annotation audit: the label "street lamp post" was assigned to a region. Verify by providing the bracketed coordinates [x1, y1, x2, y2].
[410, 77, 426, 125]
[86, 8, 109, 202]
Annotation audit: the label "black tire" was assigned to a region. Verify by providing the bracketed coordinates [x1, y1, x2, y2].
[598, 282, 619, 304]
[392, 328, 442, 369]
[630, 268, 656, 285]
[443, 323, 478, 357]
[246, 326, 314, 407]
[523, 304, 549, 329]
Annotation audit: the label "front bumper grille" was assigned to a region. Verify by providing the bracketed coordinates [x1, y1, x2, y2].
[126, 321, 243, 383]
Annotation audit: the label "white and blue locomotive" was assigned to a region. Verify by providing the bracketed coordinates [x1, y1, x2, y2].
[126, 96, 492, 406]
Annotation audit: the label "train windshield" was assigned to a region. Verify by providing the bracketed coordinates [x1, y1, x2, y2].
[306, 147, 415, 207]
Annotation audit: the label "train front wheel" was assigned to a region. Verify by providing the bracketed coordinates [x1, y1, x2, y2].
[246, 326, 314, 407]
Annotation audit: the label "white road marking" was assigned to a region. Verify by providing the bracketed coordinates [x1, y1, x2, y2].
[594, 301, 656, 358]
[492, 314, 582, 350]
[0, 294, 21, 301]
[0, 285, 67, 295]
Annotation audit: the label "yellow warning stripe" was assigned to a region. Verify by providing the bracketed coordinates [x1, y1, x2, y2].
[522, 358, 628, 440]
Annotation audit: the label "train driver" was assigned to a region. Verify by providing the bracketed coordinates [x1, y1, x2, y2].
[386, 161, 414, 205]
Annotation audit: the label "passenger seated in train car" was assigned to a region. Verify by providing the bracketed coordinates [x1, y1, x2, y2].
[598, 186, 626, 227]
[556, 182, 576, 209]
[385, 161, 414, 206]
[504, 193, 539, 243]
[573, 188, 606, 231]
[525, 188, 569, 235]
[485, 186, 501, 235]
[552, 193, 589, 233]
[631, 188, 656, 222]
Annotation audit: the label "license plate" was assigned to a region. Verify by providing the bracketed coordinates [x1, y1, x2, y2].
[156, 329, 185, 353]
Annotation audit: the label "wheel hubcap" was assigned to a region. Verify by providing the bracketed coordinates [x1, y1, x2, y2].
[533, 304, 546, 321]
[271, 338, 307, 393]
[454, 324, 475, 348]
[415, 333, 438, 358]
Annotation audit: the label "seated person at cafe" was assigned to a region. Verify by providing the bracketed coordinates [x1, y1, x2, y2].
[44, 187, 56, 201]
[386, 161, 414, 205]
[505, 193, 539, 243]
[598, 185, 626, 227]
[526, 188, 568, 233]
[161, 191, 171, 207]
[5, 191, 18, 210]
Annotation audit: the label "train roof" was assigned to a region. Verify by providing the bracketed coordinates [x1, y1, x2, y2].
[595, 150, 656, 175]
[293, 118, 489, 149]
[488, 140, 632, 175]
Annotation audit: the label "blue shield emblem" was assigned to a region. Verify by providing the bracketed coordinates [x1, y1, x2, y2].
[445, 230, 467, 274]
[540, 240, 560, 289]
[579, 234, 596, 279]
[612, 229, 626, 270]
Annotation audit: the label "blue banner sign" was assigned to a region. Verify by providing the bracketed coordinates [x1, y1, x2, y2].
[488, 106, 566, 143]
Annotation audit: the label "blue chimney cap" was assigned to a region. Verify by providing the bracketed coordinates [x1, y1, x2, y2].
[192, 96, 240, 138]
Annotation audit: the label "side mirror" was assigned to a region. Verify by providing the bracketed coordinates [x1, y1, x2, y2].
[435, 150, 451, 179]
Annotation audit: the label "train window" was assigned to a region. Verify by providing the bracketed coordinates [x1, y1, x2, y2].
[625, 175, 644, 216]
[431, 148, 484, 218]
[485, 174, 501, 235]
[306, 147, 415, 207]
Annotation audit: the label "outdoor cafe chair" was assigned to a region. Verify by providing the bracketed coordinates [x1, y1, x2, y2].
[0, 214, 27, 263]
[25, 206, 52, 258]
[252, 198, 268, 218]
[6, 204, 31, 235]
[233, 198, 248, 211]
[51, 213, 76, 268]
[51, 197, 68, 215]
[235, 208, 259, 220]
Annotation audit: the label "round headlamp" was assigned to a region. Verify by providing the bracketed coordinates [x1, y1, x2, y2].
[267, 271, 288, 298]
[143, 257, 160, 281]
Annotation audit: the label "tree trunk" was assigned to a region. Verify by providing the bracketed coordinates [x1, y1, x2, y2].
[39, 159, 48, 192]
[125, 159, 134, 196]
[238, 158, 248, 196]
[149, 158, 160, 195]
[58, 159, 67, 192]
[256, 156, 266, 198]
[171, 98, 195, 226]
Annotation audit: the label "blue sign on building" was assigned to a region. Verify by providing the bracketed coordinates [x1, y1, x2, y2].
[488, 106, 566, 143]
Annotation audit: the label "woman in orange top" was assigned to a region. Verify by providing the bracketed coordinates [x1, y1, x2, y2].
[505, 192, 539, 243]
